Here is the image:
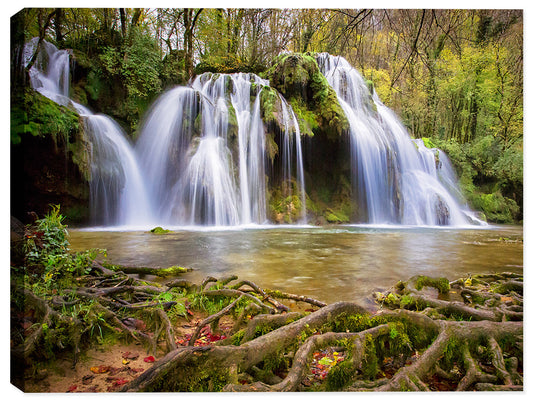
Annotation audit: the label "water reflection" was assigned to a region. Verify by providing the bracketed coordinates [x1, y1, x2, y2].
[68, 225, 523, 304]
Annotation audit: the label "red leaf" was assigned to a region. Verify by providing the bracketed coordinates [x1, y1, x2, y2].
[143, 356, 155, 363]
[113, 379, 129, 386]
[67, 385, 77, 392]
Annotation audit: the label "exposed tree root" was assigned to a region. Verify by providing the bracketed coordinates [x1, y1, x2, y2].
[13, 259, 523, 393]
[118, 272, 522, 392]
[188, 295, 244, 346]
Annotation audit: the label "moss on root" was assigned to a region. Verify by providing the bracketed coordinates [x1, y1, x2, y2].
[414, 276, 450, 294]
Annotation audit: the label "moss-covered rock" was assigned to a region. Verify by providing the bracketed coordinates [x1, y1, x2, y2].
[150, 226, 172, 234]
[264, 53, 348, 139]
[259, 85, 280, 125]
[11, 90, 90, 224]
[470, 191, 520, 224]
[268, 184, 305, 224]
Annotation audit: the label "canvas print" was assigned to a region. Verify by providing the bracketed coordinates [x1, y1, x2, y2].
[10, 8, 523, 393]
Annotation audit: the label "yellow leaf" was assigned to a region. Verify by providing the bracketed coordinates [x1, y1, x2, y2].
[90, 365, 110, 374]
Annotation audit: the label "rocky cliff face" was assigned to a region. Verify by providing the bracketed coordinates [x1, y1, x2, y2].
[11, 90, 91, 225]
[263, 53, 354, 224]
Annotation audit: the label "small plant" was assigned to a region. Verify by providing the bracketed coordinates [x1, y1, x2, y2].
[24, 204, 69, 266]
[23, 205, 105, 287]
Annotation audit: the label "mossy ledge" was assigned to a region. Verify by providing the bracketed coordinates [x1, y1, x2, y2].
[264, 53, 348, 139]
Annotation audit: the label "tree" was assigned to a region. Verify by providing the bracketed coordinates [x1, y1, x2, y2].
[183, 8, 203, 78]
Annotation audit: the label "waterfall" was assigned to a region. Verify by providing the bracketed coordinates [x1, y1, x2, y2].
[25, 40, 152, 226]
[24, 38, 71, 106]
[317, 53, 481, 226]
[76, 107, 153, 226]
[136, 72, 307, 226]
[279, 96, 307, 223]
[23, 38, 479, 228]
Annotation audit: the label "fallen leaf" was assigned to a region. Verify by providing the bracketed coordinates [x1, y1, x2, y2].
[122, 351, 139, 360]
[122, 359, 130, 365]
[90, 365, 110, 374]
[501, 296, 513, 302]
[143, 356, 155, 363]
[67, 385, 77, 392]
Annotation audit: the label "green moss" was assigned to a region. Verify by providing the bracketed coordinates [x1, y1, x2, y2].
[325, 208, 350, 224]
[62, 204, 90, 224]
[365, 79, 375, 95]
[441, 337, 465, 371]
[470, 191, 519, 224]
[149, 354, 232, 391]
[265, 132, 279, 163]
[150, 226, 171, 234]
[259, 86, 280, 124]
[254, 323, 276, 338]
[421, 137, 437, 149]
[361, 334, 379, 379]
[289, 98, 319, 136]
[265, 53, 348, 139]
[268, 186, 305, 224]
[158, 266, 190, 276]
[226, 100, 239, 140]
[11, 90, 79, 145]
[414, 276, 450, 294]
[399, 294, 416, 309]
[388, 322, 412, 354]
[231, 329, 246, 346]
[325, 360, 357, 390]
[327, 312, 384, 334]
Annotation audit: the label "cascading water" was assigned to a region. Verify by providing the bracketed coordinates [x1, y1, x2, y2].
[317, 53, 481, 226]
[24, 40, 152, 226]
[24, 38, 478, 228]
[24, 38, 71, 106]
[279, 96, 307, 223]
[74, 104, 153, 226]
[136, 72, 307, 226]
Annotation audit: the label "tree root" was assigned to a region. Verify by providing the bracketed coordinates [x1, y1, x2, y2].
[188, 295, 245, 346]
[263, 288, 327, 308]
[118, 272, 522, 392]
[14, 265, 523, 393]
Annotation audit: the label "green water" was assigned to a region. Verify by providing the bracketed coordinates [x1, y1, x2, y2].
[68, 225, 523, 305]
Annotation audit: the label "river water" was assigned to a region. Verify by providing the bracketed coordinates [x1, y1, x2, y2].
[68, 224, 523, 305]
